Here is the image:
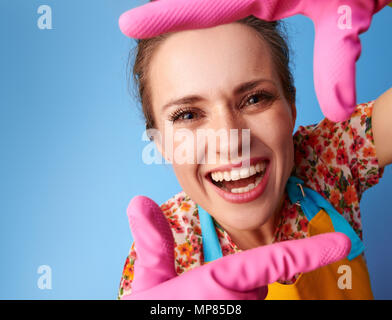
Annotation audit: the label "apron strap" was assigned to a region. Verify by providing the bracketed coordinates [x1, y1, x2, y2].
[198, 204, 223, 263]
[286, 176, 364, 261]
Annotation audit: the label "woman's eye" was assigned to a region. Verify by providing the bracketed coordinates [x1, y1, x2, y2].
[242, 91, 275, 108]
[181, 112, 194, 120]
[169, 108, 199, 123]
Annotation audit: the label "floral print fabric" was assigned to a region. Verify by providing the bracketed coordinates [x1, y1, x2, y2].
[117, 101, 384, 299]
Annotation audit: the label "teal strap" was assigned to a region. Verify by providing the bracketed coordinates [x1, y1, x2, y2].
[197, 204, 223, 262]
[286, 176, 364, 261]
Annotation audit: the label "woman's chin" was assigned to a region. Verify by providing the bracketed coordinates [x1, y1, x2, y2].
[215, 207, 274, 232]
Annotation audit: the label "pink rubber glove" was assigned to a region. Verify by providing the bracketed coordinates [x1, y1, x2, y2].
[121, 195, 351, 300]
[119, 0, 391, 122]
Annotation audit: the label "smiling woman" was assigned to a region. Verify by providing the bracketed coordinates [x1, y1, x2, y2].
[118, 14, 389, 300]
[133, 16, 297, 250]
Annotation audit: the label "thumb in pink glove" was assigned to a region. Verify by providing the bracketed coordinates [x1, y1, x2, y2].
[121, 195, 351, 300]
[119, 0, 391, 122]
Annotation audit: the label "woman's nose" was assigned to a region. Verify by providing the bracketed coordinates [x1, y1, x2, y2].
[207, 109, 250, 163]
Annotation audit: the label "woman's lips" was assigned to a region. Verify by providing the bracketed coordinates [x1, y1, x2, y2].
[207, 159, 271, 204]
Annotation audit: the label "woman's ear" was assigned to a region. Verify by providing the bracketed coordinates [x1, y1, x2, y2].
[152, 133, 172, 163]
[290, 87, 297, 130]
[154, 137, 165, 159]
[144, 127, 172, 163]
[291, 103, 297, 129]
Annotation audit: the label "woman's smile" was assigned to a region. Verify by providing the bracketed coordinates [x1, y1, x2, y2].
[206, 157, 271, 203]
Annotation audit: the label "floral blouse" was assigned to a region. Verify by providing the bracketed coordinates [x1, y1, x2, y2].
[117, 100, 385, 299]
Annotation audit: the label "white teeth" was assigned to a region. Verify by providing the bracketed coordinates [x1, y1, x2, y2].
[230, 170, 240, 181]
[239, 168, 250, 179]
[218, 172, 223, 182]
[212, 171, 223, 182]
[230, 175, 263, 194]
[210, 160, 268, 183]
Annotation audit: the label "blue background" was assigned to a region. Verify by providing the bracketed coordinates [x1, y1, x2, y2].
[0, 0, 391, 299]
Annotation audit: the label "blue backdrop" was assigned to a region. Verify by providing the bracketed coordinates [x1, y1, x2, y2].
[0, 0, 391, 299]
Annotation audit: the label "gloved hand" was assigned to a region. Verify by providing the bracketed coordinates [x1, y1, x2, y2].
[121, 195, 351, 300]
[118, 0, 391, 122]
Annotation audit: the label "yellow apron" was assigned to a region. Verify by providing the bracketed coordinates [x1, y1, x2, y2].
[198, 176, 374, 300]
[266, 208, 373, 299]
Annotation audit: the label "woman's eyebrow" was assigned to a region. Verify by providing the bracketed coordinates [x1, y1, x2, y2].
[161, 78, 274, 111]
[233, 78, 275, 95]
[162, 95, 205, 112]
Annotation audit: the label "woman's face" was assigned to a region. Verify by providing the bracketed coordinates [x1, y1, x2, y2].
[149, 22, 296, 232]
